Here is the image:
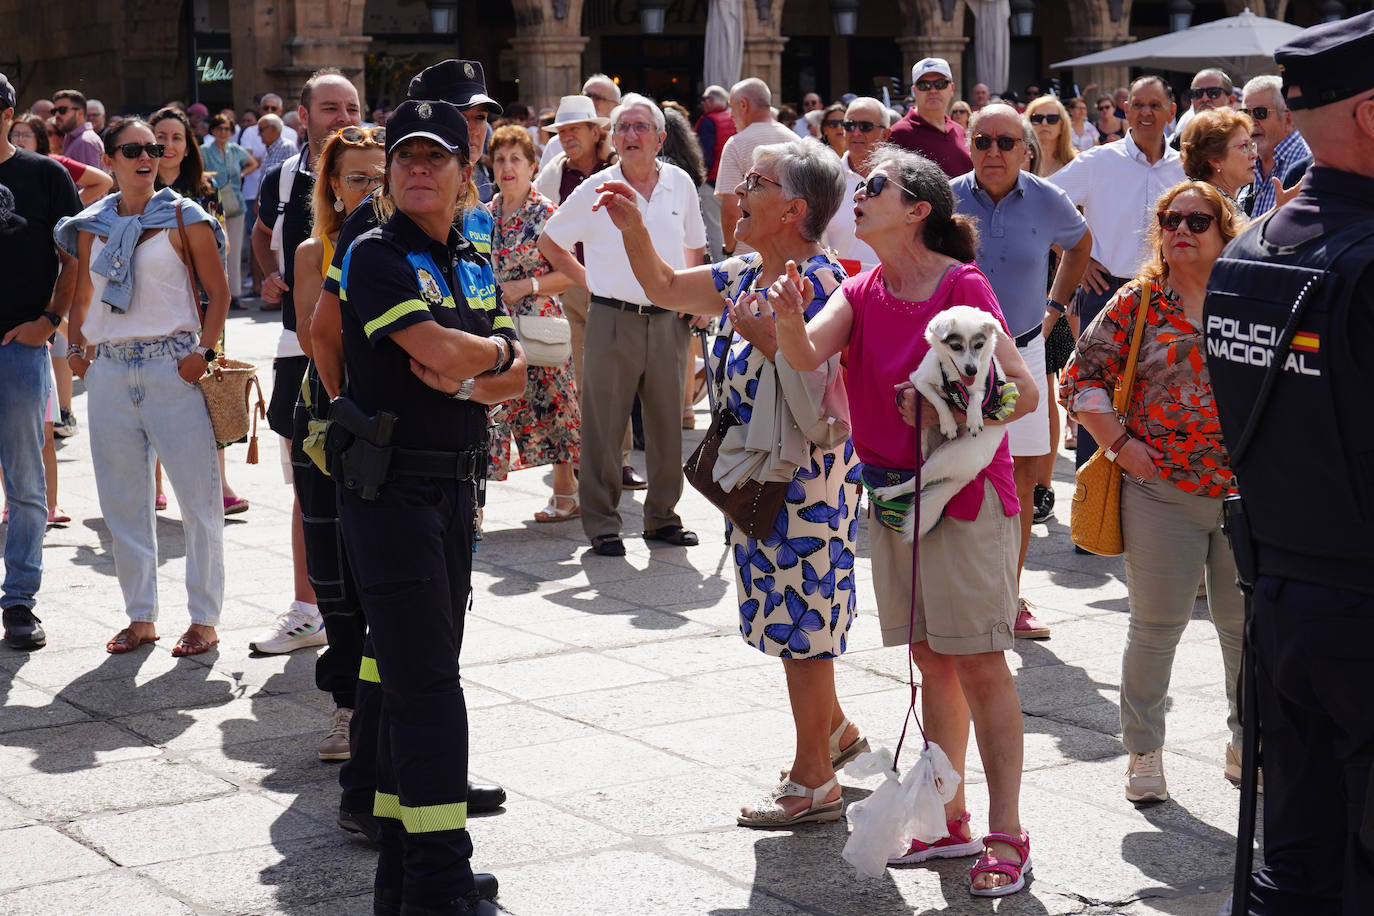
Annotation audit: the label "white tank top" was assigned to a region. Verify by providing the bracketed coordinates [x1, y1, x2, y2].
[83, 231, 202, 345]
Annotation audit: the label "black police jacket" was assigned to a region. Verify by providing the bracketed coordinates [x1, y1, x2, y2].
[1204, 172, 1374, 594]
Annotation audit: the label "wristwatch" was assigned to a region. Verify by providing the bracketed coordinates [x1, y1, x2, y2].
[201, 348, 218, 363]
[41, 311, 61, 327]
[1046, 297, 1067, 315]
[450, 378, 475, 401]
[1104, 431, 1132, 462]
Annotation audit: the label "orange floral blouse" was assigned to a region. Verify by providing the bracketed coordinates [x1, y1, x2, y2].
[1059, 278, 1235, 498]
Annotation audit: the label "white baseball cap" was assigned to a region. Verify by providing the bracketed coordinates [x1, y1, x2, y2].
[912, 58, 954, 84]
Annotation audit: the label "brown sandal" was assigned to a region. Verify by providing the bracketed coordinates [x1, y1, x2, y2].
[106, 628, 159, 654]
[171, 628, 219, 657]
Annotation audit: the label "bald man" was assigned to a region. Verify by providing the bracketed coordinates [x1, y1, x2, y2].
[714, 77, 795, 255]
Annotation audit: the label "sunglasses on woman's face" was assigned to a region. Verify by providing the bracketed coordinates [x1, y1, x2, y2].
[1157, 209, 1216, 233]
[971, 134, 1022, 152]
[1097, 104, 1114, 111]
[822, 119, 844, 129]
[1028, 113, 1062, 125]
[856, 173, 916, 200]
[115, 142, 166, 159]
[336, 126, 385, 146]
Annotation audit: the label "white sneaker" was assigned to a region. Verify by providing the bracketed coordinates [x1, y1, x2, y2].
[249, 601, 327, 654]
[1125, 749, 1168, 802]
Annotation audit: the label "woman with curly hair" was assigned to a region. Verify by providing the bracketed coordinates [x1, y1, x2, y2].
[1179, 107, 1256, 209]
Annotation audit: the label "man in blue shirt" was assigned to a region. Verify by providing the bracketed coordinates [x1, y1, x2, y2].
[952, 103, 1092, 640]
[1239, 75, 1312, 216]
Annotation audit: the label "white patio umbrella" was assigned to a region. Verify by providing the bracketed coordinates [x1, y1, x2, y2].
[1051, 8, 1304, 78]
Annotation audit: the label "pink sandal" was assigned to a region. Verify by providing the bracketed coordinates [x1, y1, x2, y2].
[888, 811, 983, 865]
[969, 828, 1031, 897]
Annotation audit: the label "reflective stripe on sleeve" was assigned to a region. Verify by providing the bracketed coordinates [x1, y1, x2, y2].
[363, 299, 430, 339]
[359, 655, 380, 684]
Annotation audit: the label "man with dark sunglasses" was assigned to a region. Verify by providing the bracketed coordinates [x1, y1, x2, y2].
[888, 57, 973, 178]
[824, 96, 889, 271]
[50, 89, 102, 168]
[1171, 68, 1234, 151]
[1205, 12, 1374, 914]
[1239, 74, 1311, 216]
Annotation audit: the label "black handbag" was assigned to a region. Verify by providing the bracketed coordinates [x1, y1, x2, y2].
[1045, 314, 1076, 374]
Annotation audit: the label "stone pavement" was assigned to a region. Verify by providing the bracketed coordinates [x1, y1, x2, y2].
[0, 306, 1253, 915]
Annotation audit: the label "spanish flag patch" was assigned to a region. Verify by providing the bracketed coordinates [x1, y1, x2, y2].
[1291, 331, 1320, 353]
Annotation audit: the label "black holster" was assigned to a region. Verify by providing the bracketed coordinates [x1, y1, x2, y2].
[1222, 495, 1257, 594]
[325, 397, 398, 501]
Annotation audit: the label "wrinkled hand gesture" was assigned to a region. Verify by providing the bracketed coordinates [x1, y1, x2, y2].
[728, 290, 777, 355]
[766, 259, 809, 322]
[591, 180, 643, 232]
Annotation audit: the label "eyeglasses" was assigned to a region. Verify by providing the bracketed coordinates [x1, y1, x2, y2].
[341, 172, 383, 190]
[822, 119, 844, 129]
[842, 120, 879, 133]
[52, 105, 78, 116]
[585, 92, 615, 106]
[335, 126, 385, 146]
[1190, 87, 1228, 102]
[856, 174, 917, 200]
[915, 79, 951, 92]
[1028, 113, 1062, 125]
[115, 142, 166, 159]
[1231, 139, 1258, 154]
[1239, 106, 1271, 121]
[743, 171, 782, 193]
[613, 121, 655, 136]
[1157, 209, 1216, 233]
[261, 105, 281, 113]
[971, 134, 1023, 152]
[1097, 103, 1114, 111]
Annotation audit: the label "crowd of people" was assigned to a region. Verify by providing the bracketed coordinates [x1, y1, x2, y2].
[0, 9, 1370, 911]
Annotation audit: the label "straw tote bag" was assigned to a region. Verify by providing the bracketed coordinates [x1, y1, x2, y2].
[1070, 289, 1150, 556]
[175, 202, 266, 461]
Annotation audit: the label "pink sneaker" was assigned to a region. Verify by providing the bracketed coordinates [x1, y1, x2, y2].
[1014, 598, 1050, 639]
[888, 811, 984, 865]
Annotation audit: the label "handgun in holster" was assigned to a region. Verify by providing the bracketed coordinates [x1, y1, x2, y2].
[324, 397, 398, 501]
[1221, 494, 1257, 594]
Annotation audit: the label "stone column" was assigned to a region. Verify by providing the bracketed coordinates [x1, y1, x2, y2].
[1062, 0, 1133, 101]
[509, 35, 590, 112]
[741, 35, 788, 91]
[897, 36, 970, 91]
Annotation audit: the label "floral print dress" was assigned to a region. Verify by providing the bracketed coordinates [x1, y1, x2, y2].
[712, 253, 862, 659]
[488, 188, 580, 480]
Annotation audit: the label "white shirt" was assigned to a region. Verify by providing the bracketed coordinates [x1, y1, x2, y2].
[824, 152, 878, 272]
[543, 161, 706, 305]
[539, 135, 563, 170]
[714, 119, 797, 255]
[1049, 131, 1185, 279]
[239, 125, 266, 200]
[84, 233, 200, 345]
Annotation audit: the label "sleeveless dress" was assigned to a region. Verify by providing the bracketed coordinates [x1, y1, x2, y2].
[711, 252, 862, 659]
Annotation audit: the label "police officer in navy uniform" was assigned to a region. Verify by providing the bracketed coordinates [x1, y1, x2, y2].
[301, 59, 509, 843]
[1204, 12, 1374, 914]
[334, 99, 522, 916]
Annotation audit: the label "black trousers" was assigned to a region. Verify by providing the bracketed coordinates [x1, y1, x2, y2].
[339, 477, 476, 908]
[1242, 576, 1374, 916]
[1071, 274, 1130, 470]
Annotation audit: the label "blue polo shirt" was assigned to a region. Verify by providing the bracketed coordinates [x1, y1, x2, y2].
[952, 171, 1088, 337]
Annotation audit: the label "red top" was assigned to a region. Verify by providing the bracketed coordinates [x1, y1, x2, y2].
[888, 109, 973, 179]
[695, 108, 736, 183]
[49, 153, 88, 184]
[842, 263, 1020, 520]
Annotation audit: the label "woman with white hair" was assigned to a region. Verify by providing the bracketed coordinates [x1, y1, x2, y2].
[597, 138, 868, 828]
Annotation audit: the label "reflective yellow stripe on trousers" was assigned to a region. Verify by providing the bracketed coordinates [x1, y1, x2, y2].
[373, 792, 468, 832]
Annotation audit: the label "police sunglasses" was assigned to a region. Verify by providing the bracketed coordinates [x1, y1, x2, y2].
[1190, 87, 1228, 102]
[842, 120, 880, 133]
[335, 126, 386, 146]
[971, 134, 1022, 152]
[856, 174, 917, 200]
[915, 79, 951, 92]
[1028, 113, 1062, 125]
[1157, 209, 1216, 233]
[115, 142, 166, 159]
[1239, 106, 1270, 121]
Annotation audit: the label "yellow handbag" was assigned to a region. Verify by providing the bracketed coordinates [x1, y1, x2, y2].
[1070, 289, 1151, 556]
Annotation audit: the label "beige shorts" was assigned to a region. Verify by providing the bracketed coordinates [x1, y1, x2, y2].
[872, 479, 1018, 654]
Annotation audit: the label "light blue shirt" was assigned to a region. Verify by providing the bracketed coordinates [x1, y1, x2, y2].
[951, 171, 1087, 337]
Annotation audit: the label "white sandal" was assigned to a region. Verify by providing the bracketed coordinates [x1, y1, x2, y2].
[737, 775, 843, 828]
[534, 492, 580, 523]
[780, 718, 871, 780]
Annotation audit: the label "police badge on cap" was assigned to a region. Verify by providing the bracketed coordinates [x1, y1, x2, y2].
[407, 59, 503, 115]
[385, 99, 470, 158]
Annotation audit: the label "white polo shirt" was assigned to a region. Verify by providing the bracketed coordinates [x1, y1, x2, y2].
[824, 151, 878, 272]
[1049, 130, 1185, 279]
[543, 160, 706, 306]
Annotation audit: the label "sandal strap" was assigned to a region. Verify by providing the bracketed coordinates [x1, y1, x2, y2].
[970, 854, 1024, 880]
[777, 774, 838, 801]
[981, 829, 1030, 861]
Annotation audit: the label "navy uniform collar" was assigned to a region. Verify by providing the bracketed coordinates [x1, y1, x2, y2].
[388, 209, 464, 259]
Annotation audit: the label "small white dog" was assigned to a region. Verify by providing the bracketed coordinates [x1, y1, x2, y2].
[873, 305, 1016, 540]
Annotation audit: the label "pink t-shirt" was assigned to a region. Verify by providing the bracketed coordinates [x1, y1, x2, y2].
[843, 262, 1020, 520]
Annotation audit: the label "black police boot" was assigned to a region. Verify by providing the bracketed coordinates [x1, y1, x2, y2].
[2, 606, 46, 650]
[339, 805, 381, 844]
[467, 781, 505, 814]
[374, 887, 402, 916]
[398, 897, 500, 916]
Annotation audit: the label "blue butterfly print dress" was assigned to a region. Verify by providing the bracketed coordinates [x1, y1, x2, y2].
[710, 253, 861, 660]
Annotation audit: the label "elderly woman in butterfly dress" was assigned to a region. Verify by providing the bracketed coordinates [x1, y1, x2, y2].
[595, 138, 869, 828]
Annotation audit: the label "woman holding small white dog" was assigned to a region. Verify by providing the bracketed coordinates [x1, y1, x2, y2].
[772, 145, 1038, 897]
[1060, 180, 1246, 803]
[594, 138, 868, 829]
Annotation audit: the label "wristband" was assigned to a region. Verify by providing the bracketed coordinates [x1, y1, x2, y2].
[490, 335, 509, 373]
[1104, 431, 1132, 462]
[42, 311, 62, 328]
[496, 335, 518, 374]
[530, 275, 539, 295]
[1046, 297, 1067, 314]
[66, 344, 84, 357]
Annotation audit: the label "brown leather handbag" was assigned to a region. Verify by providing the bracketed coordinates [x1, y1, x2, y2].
[683, 407, 788, 539]
[1070, 288, 1150, 556]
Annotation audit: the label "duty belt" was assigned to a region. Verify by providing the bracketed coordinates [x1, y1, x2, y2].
[389, 447, 485, 482]
[591, 295, 668, 316]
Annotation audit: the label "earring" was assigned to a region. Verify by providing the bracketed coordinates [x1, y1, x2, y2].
[334, 198, 344, 212]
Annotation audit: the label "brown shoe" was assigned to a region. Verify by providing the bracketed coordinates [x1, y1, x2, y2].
[106, 627, 159, 654]
[171, 628, 219, 657]
[621, 465, 648, 490]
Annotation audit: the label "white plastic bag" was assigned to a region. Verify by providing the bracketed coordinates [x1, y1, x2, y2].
[840, 742, 962, 878]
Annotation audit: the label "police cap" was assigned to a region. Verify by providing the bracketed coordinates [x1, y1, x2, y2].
[408, 60, 503, 116]
[1275, 9, 1374, 110]
[385, 99, 470, 160]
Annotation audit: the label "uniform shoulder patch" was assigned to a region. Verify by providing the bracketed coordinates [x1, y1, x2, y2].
[416, 267, 444, 305]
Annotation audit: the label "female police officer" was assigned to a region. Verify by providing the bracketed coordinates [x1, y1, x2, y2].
[334, 98, 521, 916]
